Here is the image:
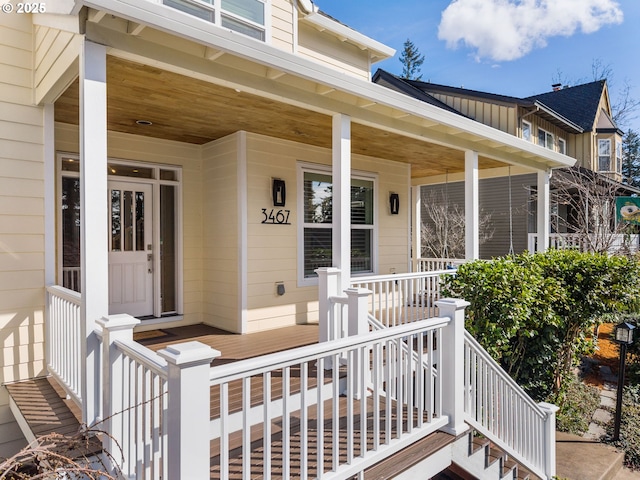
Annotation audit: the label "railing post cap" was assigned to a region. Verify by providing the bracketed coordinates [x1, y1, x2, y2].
[538, 401, 560, 415]
[158, 341, 221, 366]
[96, 314, 140, 330]
[344, 287, 372, 297]
[315, 267, 341, 275]
[434, 298, 470, 310]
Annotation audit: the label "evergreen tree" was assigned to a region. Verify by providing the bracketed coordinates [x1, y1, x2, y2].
[399, 39, 424, 81]
[622, 129, 640, 188]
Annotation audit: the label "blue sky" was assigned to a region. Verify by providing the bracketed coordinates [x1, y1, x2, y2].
[315, 0, 640, 133]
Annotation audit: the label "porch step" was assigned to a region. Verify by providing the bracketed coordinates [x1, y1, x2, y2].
[437, 430, 539, 480]
[5, 377, 102, 458]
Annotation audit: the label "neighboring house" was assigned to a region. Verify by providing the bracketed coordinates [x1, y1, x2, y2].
[374, 70, 633, 257]
[1, 1, 573, 478]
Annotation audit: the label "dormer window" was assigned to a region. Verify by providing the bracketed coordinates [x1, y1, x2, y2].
[164, 0, 267, 41]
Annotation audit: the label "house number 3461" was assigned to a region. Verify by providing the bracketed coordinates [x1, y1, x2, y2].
[261, 208, 291, 225]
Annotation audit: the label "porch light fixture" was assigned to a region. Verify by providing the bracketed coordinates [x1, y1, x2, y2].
[135, 119, 153, 126]
[272, 178, 286, 207]
[613, 321, 636, 441]
[389, 193, 399, 215]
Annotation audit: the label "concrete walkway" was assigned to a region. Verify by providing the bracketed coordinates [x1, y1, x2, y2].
[555, 362, 640, 479]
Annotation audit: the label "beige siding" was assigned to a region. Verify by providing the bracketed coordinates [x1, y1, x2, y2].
[201, 134, 240, 333]
[33, 25, 80, 104]
[297, 23, 370, 81]
[271, 0, 294, 52]
[243, 133, 410, 333]
[0, 12, 42, 456]
[54, 124, 204, 327]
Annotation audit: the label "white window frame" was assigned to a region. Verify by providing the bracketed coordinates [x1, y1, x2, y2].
[163, 0, 271, 42]
[522, 120, 532, 142]
[558, 137, 566, 155]
[297, 162, 378, 287]
[616, 139, 622, 173]
[598, 139, 612, 171]
[538, 127, 554, 150]
[57, 153, 184, 319]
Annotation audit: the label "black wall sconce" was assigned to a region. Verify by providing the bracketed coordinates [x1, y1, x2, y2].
[272, 179, 286, 207]
[389, 193, 400, 215]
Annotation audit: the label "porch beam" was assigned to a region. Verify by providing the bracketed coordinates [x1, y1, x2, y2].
[79, 40, 109, 426]
[332, 114, 351, 292]
[464, 150, 479, 260]
[537, 170, 551, 253]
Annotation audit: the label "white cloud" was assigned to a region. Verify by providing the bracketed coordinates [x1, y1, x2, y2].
[437, 0, 624, 62]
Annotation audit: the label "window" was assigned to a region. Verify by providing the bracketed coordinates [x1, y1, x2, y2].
[558, 138, 566, 155]
[522, 121, 532, 142]
[616, 140, 622, 173]
[299, 164, 375, 284]
[538, 128, 554, 150]
[598, 139, 611, 171]
[164, 0, 267, 41]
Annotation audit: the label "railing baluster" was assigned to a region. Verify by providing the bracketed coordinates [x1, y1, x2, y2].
[283, 366, 291, 479]
[300, 362, 309, 480]
[316, 358, 324, 478]
[242, 377, 251, 480]
[263, 371, 272, 479]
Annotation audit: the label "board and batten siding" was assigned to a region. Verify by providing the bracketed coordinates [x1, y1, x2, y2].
[430, 94, 517, 135]
[421, 174, 536, 259]
[0, 11, 42, 456]
[243, 132, 410, 333]
[54, 124, 205, 328]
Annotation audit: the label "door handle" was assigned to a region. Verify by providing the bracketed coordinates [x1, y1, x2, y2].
[147, 253, 153, 273]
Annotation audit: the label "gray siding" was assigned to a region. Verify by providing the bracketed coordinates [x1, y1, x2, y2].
[421, 173, 536, 259]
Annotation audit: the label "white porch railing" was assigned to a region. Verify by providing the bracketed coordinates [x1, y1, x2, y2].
[413, 257, 466, 272]
[46, 285, 83, 407]
[463, 332, 558, 479]
[351, 270, 456, 328]
[528, 232, 640, 254]
[62, 266, 82, 292]
[209, 317, 448, 480]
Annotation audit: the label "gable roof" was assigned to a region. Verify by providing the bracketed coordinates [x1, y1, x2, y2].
[373, 70, 618, 135]
[526, 80, 608, 132]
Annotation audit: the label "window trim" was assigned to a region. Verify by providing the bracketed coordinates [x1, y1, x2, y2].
[598, 138, 612, 172]
[616, 139, 622, 173]
[521, 120, 532, 142]
[297, 161, 378, 287]
[558, 137, 566, 155]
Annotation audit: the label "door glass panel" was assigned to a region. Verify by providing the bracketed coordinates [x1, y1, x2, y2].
[161, 185, 176, 313]
[62, 177, 81, 292]
[124, 190, 133, 251]
[111, 189, 121, 251]
[136, 191, 145, 252]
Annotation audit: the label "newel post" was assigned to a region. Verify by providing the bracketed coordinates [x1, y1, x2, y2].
[436, 298, 470, 436]
[96, 314, 140, 460]
[317, 267, 341, 343]
[346, 287, 372, 399]
[539, 402, 559, 479]
[158, 342, 220, 480]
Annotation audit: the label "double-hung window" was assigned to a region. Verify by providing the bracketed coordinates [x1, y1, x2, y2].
[164, 0, 267, 41]
[522, 121, 532, 142]
[616, 140, 622, 173]
[538, 128, 554, 150]
[598, 139, 611, 171]
[299, 164, 375, 285]
[558, 138, 567, 155]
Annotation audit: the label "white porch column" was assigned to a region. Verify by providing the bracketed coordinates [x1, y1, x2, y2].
[333, 113, 351, 292]
[537, 170, 551, 253]
[464, 150, 479, 260]
[79, 40, 108, 426]
[412, 185, 422, 270]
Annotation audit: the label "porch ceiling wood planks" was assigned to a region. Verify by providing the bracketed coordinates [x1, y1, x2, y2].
[53, 56, 504, 177]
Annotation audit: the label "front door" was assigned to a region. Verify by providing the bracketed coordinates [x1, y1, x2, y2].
[108, 181, 154, 317]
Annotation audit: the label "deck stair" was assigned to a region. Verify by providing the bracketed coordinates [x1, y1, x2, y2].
[441, 430, 539, 480]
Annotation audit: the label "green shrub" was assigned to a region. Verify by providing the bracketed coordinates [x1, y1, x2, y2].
[609, 385, 640, 470]
[444, 250, 640, 400]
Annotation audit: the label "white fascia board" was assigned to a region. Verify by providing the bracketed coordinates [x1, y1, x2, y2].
[301, 12, 395, 63]
[43, 0, 83, 15]
[80, 0, 574, 171]
[32, 13, 83, 32]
